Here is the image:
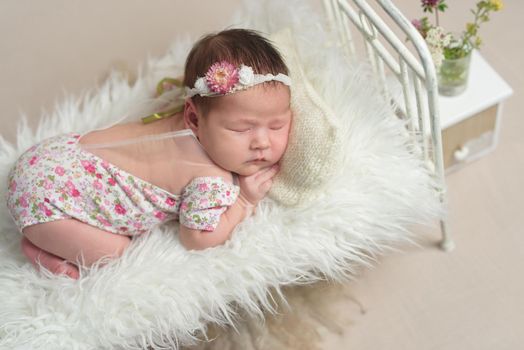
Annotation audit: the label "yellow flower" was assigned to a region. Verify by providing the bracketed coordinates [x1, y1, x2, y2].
[475, 37, 482, 47]
[490, 0, 503, 11]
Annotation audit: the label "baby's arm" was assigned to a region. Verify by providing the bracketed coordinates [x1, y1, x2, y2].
[179, 164, 279, 250]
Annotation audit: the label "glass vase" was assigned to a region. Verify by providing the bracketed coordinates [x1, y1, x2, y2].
[437, 51, 472, 97]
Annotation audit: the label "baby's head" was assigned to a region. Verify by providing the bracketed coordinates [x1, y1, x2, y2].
[182, 29, 292, 176]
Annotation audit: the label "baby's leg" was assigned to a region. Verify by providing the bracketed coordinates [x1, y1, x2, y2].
[21, 237, 79, 279]
[23, 219, 131, 273]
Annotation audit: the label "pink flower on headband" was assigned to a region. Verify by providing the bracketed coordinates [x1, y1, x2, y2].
[205, 61, 239, 94]
[185, 62, 291, 97]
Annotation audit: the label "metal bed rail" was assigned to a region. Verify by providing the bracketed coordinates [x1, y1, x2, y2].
[323, 0, 454, 251]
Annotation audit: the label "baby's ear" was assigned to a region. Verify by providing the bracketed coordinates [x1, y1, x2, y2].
[183, 99, 199, 132]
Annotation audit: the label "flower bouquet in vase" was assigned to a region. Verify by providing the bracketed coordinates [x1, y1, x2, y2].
[412, 0, 503, 96]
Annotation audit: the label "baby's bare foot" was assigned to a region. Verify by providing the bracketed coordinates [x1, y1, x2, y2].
[21, 237, 80, 279]
[52, 261, 80, 279]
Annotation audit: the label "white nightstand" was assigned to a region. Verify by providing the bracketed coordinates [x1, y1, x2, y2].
[439, 50, 513, 173]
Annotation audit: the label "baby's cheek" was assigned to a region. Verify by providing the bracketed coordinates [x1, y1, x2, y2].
[271, 142, 285, 163]
[278, 132, 291, 154]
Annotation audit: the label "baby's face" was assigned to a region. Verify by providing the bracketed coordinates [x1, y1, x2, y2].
[196, 84, 291, 176]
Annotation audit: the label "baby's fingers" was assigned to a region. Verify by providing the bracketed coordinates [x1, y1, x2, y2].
[255, 164, 279, 183]
[259, 178, 273, 193]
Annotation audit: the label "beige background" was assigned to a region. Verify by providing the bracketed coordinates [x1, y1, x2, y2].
[0, 0, 241, 144]
[1, 1, 523, 349]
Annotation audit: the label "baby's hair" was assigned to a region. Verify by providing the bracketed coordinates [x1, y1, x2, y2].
[183, 28, 289, 116]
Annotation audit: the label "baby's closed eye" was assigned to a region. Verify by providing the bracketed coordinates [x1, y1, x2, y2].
[228, 127, 252, 133]
[269, 124, 286, 130]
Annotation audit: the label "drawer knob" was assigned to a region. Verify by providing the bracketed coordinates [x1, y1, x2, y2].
[454, 145, 470, 162]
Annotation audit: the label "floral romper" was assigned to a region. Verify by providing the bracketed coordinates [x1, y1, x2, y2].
[6, 132, 240, 235]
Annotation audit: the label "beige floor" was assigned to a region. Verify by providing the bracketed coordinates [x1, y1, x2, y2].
[320, 1, 524, 349]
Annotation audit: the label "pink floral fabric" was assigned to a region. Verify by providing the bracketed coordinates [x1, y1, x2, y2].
[6, 133, 239, 235]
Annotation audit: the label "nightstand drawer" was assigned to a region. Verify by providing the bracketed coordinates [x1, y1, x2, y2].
[442, 104, 498, 171]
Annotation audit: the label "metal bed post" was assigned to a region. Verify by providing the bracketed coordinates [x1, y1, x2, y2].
[322, 0, 455, 251]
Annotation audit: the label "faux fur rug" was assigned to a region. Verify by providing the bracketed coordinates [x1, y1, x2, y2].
[183, 281, 367, 350]
[0, 1, 443, 349]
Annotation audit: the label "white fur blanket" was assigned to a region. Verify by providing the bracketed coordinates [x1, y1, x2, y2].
[0, 1, 442, 349]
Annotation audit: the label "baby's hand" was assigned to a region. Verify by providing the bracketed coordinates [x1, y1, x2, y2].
[238, 164, 279, 206]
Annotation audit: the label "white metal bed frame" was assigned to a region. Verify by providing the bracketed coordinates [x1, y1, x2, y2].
[323, 0, 454, 251]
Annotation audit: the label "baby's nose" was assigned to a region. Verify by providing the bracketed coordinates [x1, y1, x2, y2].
[251, 130, 270, 149]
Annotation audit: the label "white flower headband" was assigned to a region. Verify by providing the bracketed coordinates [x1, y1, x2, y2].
[185, 60, 291, 98]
